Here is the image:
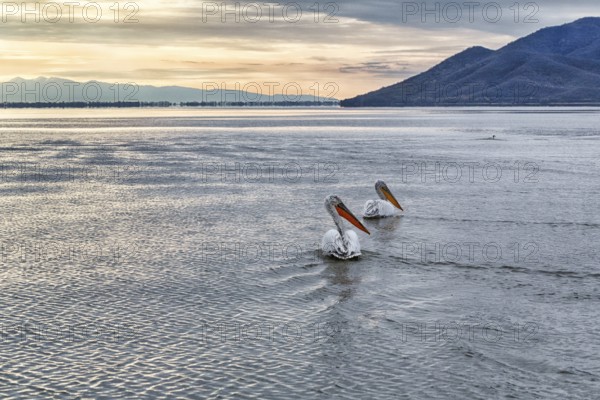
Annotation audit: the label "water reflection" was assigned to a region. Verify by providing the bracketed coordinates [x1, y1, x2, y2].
[323, 261, 361, 303]
[365, 215, 403, 232]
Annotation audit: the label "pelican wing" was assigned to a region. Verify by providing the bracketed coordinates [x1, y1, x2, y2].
[363, 199, 398, 218]
[322, 229, 362, 260]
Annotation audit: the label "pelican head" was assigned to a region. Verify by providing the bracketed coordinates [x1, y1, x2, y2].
[374, 180, 403, 211]
[325, 195, 370, 235]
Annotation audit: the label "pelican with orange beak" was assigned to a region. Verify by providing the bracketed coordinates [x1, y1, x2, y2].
[322, 195, 370, 259]
[363, 180, 403, 218]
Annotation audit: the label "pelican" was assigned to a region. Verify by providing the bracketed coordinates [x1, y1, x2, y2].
[322, 195, 370, 259]
[363, 180, 403, 218]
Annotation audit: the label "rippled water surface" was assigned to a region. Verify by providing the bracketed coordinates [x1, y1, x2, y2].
[0, 108, 599, 399]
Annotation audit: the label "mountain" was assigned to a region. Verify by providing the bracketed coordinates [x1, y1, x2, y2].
[1, 77, 337, 104]
[341, 17, 600, 107]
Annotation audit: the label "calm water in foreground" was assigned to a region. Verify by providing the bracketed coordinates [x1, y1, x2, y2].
[0, 108, 599, 399]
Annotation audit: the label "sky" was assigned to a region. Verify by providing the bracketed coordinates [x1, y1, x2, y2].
[0, 0, 597, 98]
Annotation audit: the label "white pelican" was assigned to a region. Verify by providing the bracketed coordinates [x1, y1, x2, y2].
[363, 180, 403, 218]
[322, 195, 370, 259]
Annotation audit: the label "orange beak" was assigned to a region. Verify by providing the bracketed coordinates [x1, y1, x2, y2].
[382, 186, 403, 210]
[335, 203, 370, 235]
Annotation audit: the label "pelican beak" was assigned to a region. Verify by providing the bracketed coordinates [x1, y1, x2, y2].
[382, 186, 403, 210]
[336, 203, 370, 235]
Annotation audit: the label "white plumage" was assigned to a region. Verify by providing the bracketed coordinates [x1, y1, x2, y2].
[322, 195, 370, 260]
[363, 199, 398, 218]
[363, 180, 403, 219]
[322, 229, 361, 260]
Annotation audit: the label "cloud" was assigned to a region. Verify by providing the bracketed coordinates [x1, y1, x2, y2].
[0, 0, 597, 97]
[339, 61, 414, 77]
[0, 1, 582, 45]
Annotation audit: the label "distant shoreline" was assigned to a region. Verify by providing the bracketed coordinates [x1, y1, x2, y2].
[4, 102, 600, 109]
[0, 101, 341, 109]
[340, 103, 600, 108]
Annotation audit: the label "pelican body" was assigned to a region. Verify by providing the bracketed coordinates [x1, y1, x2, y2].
[322, 195, 370, 260]
[363, 180, 403, 218]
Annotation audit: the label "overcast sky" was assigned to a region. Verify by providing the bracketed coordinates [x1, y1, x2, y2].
[0, 1, 597, 98]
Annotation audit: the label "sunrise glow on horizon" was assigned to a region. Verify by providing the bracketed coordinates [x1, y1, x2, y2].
[0, 1, 596, 98]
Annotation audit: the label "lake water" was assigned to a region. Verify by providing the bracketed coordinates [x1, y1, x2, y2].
[0, 107, 599, 399]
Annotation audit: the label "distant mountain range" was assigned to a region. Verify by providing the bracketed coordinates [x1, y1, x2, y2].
[341, 17, 600, 107]
[1, 77, 337, 105]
